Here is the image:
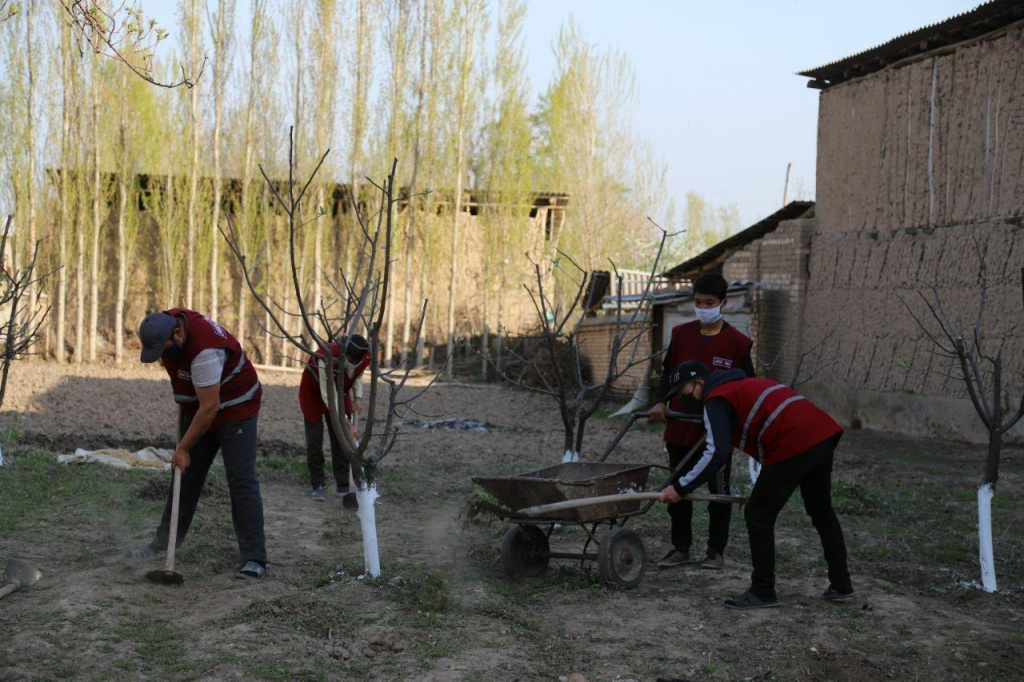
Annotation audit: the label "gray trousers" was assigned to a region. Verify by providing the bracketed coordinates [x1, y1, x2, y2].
[304, 416, 354, 492]
[152, 414, 267, 565]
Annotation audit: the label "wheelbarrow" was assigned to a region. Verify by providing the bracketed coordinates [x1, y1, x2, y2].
[472, 411, 746, 589]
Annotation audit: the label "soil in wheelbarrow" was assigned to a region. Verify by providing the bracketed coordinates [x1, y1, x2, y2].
[1, 361, 1023, 680]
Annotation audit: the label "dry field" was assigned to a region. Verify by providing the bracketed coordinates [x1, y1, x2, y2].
[0, 361, 1022, 680]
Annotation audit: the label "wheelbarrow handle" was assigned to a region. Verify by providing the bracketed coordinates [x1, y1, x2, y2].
[0, 582, 17, 600]
[514, 491, 749, 517]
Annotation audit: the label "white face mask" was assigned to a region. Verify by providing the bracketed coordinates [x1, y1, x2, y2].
[694, 304, 722, 324]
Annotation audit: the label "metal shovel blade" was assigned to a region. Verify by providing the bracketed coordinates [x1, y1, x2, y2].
[4, 559, 42, 589]
[145, 569, 184, 586]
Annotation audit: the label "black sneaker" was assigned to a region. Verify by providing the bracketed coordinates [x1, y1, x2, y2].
[724, 589, 781, 610]
[822, 586, 857, 601]
[700, 551, 724, 570]
[656, 548, 690, 569]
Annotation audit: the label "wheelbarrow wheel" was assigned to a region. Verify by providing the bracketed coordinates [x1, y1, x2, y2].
[500, 524, 550, 578]
[597, 527, 646, 589]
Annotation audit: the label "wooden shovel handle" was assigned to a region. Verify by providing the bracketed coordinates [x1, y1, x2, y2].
[165, 467, 182, 573]
[0, 582, 17, 600]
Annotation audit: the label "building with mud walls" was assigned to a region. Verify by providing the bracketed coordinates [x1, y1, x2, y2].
[663, 2, 1024, 444]
[797, 1, 1024, 443]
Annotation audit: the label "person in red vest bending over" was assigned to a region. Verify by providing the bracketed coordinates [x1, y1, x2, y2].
[129, 309, 267, 580]
[659, 360, 855, 610]
[649, 273, 755, 571]
[298, 335, 370, 507]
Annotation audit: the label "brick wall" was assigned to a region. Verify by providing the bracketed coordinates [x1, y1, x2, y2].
[723, 218, 815, 384]
[575, 317, 652, 393]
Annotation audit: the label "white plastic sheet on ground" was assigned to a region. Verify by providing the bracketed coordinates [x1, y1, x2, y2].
[57, 447, 173, 470]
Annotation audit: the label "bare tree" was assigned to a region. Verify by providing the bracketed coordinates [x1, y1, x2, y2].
[0, 215, 53, 465]
[220, 128, 441, 577]
[899, 239, 1023, 592]
[474, 223, 676, 461]
[59, 0, 206, 88]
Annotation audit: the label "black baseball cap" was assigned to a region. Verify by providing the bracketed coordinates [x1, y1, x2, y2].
[666, 360, 710, 398]
[138, 312, 177, 363]
[346, 334, 369, 361]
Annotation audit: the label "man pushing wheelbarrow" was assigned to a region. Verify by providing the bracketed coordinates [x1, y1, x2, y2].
[658, 360, 856, 610]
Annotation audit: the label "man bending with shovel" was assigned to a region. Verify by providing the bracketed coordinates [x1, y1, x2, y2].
[126, 309, 268, 580]
[659, 360, 855, 610]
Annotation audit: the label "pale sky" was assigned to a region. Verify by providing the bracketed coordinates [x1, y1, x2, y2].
[140, 0, 982, 228]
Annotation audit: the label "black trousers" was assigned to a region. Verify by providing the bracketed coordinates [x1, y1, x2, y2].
[304, 415, 353, 491]
[666, 442, 732, 555]
[152, 414, 267, 564]
[744, 435, 851, 601]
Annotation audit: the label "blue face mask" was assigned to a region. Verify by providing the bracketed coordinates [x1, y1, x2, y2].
[162, 339, 184, 360]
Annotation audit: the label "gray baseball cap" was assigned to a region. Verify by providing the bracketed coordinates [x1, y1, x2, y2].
[138, 312, 177, 363]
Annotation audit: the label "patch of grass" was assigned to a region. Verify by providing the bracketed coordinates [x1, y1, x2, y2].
[376, 569, 453, 613]
[235, 593, 352, 640]
[0, 449, 163, 542]
[832, 481, 886, 515]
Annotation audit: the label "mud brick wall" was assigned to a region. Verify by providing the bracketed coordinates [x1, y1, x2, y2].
[806, 28, 1024, 443]
[576, 318, 652, 393]
[723, 219, 814, 384]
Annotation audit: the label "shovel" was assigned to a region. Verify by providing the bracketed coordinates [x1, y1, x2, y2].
[0, 558, 42, 600]
[146, 466, 184, 586]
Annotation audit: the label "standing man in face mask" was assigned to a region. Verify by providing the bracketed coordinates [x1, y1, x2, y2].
[298, 335, 371, 506]
[649, 273, 755, 570]
[128, 309, 267, 580]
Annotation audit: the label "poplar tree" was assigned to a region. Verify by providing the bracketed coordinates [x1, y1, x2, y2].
[180, 0, 204, 310]
[208, 0, 235, 322]
[236, 0, 275, 351]
[481, 0, 530, 372]
[444, 0, 486, 377]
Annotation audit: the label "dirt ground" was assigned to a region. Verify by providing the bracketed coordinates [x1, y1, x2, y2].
[0, 361, 1022, 681]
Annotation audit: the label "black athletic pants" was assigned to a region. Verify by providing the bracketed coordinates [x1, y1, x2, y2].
[744, 434, 851, 601]
[304, 415, 354, 492]
[666, 441, 732, 555]
[152, 414, 267, 565]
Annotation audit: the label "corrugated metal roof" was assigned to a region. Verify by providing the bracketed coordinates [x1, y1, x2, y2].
[799, 1, 1024, 89]
[662, 201, 815, 280]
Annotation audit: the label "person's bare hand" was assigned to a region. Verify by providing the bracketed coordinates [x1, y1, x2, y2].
[648, 402, 668, 423]
[348, 422, 359, 441]
[171, 448, 191, 473]
[659, 486, 682, 504]
[354, 398, 364, 415]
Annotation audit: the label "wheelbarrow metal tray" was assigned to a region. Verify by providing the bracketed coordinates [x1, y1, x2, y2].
[472, 462, 652, 522]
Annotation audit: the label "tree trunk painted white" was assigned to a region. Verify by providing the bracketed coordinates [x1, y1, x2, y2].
[977, 482, 996, 592]
[0, 441, 4, 467]
[355, 481, 381, 578]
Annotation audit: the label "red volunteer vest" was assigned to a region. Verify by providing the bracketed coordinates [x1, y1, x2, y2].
[161, 308, 262, 430]
[664, 321, 752, 445]
[298, 342, 372, 422]
[706, 377, 842, 466]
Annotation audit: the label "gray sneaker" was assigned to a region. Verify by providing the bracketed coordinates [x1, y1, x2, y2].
[701, 551, 724, 570]
[656, 548, 690, 569]
[311, 486, 326, 502]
